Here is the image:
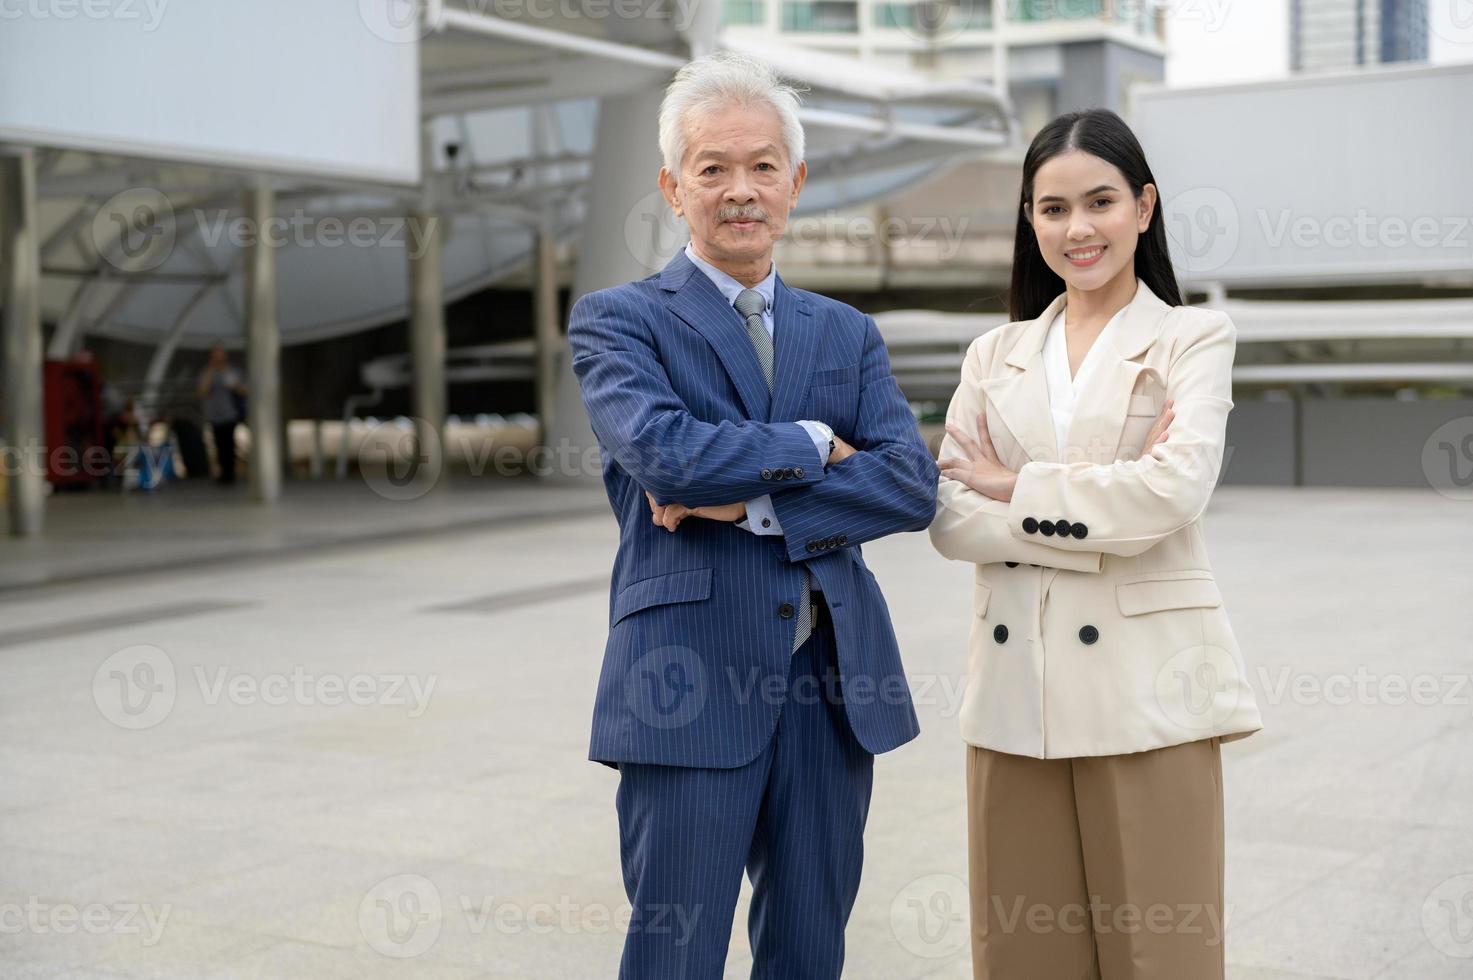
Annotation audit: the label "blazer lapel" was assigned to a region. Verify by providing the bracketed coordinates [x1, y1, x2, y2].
[980, 293, 1065, 464]
[978, 277, 1171, 466]
[768, 274, 816, 424]
[1064, 278, 1171, 463]
[660, 249, 771, 421]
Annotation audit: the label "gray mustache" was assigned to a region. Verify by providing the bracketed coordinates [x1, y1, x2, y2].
[717, 206, 768, 222]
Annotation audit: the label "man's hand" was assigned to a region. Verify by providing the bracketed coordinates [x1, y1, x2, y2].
[939, 410, 1018, 502]
[645, 491, 747, 532]
[828, 434, 857, 466]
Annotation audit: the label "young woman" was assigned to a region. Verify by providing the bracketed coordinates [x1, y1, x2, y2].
[928, 108, 1263, 978]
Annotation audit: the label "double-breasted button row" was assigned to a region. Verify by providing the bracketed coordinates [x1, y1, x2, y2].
[805, 533, 848, 553]
[759, 466, 805, 481]
[1021, 516, 1088, 539]
[990, 622, 1102, 645]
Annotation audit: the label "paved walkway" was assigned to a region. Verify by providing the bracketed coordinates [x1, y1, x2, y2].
[1, 484, 1470, 978]
[0, 476, 611, 593]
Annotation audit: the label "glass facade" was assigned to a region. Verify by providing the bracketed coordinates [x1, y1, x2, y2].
[873, 0, 993, 30]
[783, 1, 861, 31]
[1011, 0, 1155, 33]
[725, 0, 1156, 37]
[722, 0, 766, 24]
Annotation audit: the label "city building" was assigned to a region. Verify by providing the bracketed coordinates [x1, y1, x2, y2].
[1290, 0, 1428, 73]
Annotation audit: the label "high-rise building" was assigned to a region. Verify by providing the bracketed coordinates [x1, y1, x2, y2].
[718, 1, 1172, 291]
[721, 0, 1167, 127]
[1290, 0, 1428, 74]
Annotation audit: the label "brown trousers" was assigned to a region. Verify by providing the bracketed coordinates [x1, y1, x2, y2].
[966, 736, 1225, 979]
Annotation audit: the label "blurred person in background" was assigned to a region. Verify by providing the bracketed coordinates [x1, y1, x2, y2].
[197, 343, 246, 486]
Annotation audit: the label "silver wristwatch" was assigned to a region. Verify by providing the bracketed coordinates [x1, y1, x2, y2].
[811, 420, 835, 465]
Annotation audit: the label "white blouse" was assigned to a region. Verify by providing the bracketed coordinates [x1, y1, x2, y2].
[1041, 302, 1129, 456]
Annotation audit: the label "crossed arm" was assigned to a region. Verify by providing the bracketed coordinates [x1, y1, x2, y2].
[929, 310, 1234, 567]
[568, 289, 827, 507]
[568, 290, 937, 558]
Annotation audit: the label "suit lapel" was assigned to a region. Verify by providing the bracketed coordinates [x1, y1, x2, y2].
[661, 249, 771, 421]
[768, 273, 816, 424]
[659, 249, 817, 424]
[980, 278, 1171, 466]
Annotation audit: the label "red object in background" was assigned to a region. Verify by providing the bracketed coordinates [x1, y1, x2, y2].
[44, 358, 104, 486]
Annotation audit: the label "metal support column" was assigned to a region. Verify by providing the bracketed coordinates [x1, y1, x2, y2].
[243, 183, 281, 503]
[1, 146, 45, 536]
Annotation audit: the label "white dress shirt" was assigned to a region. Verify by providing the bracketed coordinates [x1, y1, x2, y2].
[1040, 301, 1128, 457]
[680, 242, 830, 539]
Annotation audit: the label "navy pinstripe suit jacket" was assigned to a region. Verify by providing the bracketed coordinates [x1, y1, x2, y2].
[568, 247, 938, 769]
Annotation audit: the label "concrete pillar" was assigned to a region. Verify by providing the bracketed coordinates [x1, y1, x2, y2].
[543, 82, 680, 481]
[408, 208, 446, 490]
[533, 227, 560, 450]
[243, 183, 282, 503]
[0, 147, 45, 536]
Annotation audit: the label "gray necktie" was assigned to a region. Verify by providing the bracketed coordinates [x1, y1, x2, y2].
[734, 288, 812, 654]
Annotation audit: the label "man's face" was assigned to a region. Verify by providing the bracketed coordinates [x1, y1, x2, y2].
[209, 346, 226, 367]
[659, 102, 806, 269]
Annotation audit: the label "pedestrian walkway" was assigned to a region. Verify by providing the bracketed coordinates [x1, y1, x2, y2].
[0, 485, 1469, 978]
[0, 476, 611, 594]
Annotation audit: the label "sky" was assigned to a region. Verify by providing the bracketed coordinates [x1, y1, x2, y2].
[1164, 0, 1473, 88]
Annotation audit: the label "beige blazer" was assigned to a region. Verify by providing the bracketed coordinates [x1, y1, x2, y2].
[929, 277, 1263, 758]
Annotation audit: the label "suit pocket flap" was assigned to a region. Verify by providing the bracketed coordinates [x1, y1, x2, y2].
[613, 567, 713, 625]
[1127, 393, 1157, 416]
[1115, 571, 1221, 616]
[812, 365, 858, 387]
[973, 566, 991, 617]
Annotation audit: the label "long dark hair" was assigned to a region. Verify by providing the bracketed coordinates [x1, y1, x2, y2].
[1008, 108, 1182, 322]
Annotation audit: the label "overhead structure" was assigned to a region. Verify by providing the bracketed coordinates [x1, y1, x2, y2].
[0, 0, 1017, 531]
[19, 2, 1012, 351]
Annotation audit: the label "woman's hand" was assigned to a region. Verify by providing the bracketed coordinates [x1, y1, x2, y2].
[1142, 399, 1174, 456]
[939, 410, 1018, 502]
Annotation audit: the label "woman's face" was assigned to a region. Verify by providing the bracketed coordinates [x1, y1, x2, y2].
[1027, 149, 1156, 294]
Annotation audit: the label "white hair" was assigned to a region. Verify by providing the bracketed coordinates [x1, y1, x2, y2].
[658, 51, 806, 178]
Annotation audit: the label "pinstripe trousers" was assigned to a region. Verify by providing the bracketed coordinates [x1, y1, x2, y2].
[613, 598, 874, 979]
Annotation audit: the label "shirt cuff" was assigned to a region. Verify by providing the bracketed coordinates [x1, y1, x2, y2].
[796, 420, 829, 468]
[738, 494, 783, 535]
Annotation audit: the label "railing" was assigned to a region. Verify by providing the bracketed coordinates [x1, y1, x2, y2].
[873, 297, 1473, 402]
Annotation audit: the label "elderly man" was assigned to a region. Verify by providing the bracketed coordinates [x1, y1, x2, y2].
[567, 51, 938, 978]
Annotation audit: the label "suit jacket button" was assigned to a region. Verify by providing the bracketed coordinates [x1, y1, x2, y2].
[1071, 522, 1089, 539]
[1054, 519, 1072, 537]
[761, 517, 771, 529]
[761, 468, 772, 480]
[806, 540, 817, 553]
[1079, 625, 1099, 645]
[1005, 561, 1019, 568]
[826, 536, 838, 548]
[1039, 520, 1056, 536]
[794, 466, 805, 479]
[1022, 517, 1039, 534]
[779, 602, 795, 618]
[993, 624, 1008, 643]
[837, 534, 848, 546]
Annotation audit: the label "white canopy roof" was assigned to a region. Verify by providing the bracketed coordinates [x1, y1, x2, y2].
[34, 4, 1013, 352]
